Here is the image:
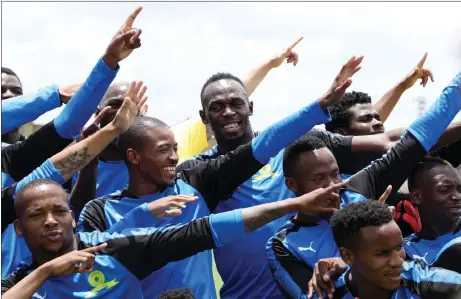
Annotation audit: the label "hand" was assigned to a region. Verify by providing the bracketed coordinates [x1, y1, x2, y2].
[59, 84, 82, 104]
[147, 195, 199, 219]
[318, 56, 364, 109]
[103, 7, 143, 68]
[308, 257, 348, 299]
[293, 180, 349, 215]
[42, 243, 107, 277]
[76, 106, 112, 142]
[269, 37, 303, 68]
[111, 80, 148, 133]
[401, 53, 434, 89]
[378, 185, 396, 218]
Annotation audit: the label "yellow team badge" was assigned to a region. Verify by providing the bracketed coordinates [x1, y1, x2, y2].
[84, 270, 119, 298]
[253, 164, 279, 182]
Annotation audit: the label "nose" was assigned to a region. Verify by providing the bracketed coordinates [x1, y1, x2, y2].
[169, 149, 179, 164]
[372, 118, 384, 132]
[389, 249, 404, 268]
[44, 212, 58, 228]
[451, 190, 461, 202]
[323, 178, 336, 189]
[222, 105, 236, 117]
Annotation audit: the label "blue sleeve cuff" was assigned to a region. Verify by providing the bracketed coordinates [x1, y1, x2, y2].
[1, 85, 60, 135]
[14, 159, 65, 198]
[54, 57, 119, 139]
[407, 72, 461, 151]
[209, 209, 245, 248]
[251, 100, 331, 164]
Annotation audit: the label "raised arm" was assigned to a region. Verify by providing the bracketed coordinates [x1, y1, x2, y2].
[374, 53, 434, 122]
[1, 84, 80, 135]
[243, 37, 302, 96]
[347, 71, 461, 203]
[181, 56, 364, 211]
[0, 7, 143, 185]
[1, 82, 147, 233]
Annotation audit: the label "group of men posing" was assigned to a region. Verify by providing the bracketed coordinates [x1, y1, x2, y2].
[2, 7, 461, 299]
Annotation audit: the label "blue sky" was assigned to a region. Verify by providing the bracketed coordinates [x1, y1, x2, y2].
[2, 1, 460, 130]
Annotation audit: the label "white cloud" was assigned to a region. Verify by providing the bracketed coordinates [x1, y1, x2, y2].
[2, 2, 460, 129]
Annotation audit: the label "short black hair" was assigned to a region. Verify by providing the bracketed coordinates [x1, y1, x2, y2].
[408, 156, 452, 191]
[15, 179, 68, 217]
[283, 134, 327, 178]
[157, 288, 196, 299]
[200, 72, 246, 108]
[117, 116, 169, 162]
[1, 66, 22, 87]
[330, 200, 393, 249]
[325, 91, 372, 132]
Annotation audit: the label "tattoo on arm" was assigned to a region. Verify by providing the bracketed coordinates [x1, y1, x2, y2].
[54, 147, 92, 177]
[243, 202, 286, 233]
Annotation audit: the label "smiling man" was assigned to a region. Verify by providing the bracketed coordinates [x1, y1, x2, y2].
[324, 200, 461, 299]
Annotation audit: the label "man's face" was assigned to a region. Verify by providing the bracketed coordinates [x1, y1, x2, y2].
[343, 103, 384, 136]
[200, 79, 253, 140]
[130, 127, 179, 186]
[1, 72, 23, 100]
[14, 184, 75, 255]
[288, 147, 340, 197]
[414, 164, 461, 223]
[351, 221, 405, 291]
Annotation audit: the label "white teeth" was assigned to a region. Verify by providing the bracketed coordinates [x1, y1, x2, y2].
[163, 166, 175, 172]
[224, 123, 238, 129]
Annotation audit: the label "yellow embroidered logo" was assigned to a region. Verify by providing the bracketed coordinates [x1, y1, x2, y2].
[84, 270, 119, 298]
[253, 164, 279, 182]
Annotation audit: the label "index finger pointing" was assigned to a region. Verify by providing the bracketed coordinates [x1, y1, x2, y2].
[378, 185, 392, 205]
[417, 52, 428, 68]
[122, 7, 143, 29]
[324, 180, 350, 193]
[289, 37, 303, 50]
[81, 243, 107, 254]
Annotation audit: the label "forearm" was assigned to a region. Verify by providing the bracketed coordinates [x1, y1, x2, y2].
[431, 121, 461, 150]
[1, 85, 61, 135]
[242, 199, 297, 233]
[51, 123, 121, 180]
[2, 267, 49, 299]
[243, 60, 273, 96]
[374, 81, 407, 122]
[251, 100, 331, 164]
[53, 57, 118, 139]
[68, 159, 98, 213]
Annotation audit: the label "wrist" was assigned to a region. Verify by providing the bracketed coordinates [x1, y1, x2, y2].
[101, 53, 119, 70]
[278, 197, 300, 215]
[104, 122, 125, 135]
[37, 262, 53, 280]
[317, 94, 331, 110]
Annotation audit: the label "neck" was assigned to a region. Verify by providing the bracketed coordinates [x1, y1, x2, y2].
[126, 170, 165, 197]
[349, 269, 394, 299]
[34, 237, 77, 267]
[418, 215, 460, 239]
[2, 129, 20, 144]
[214, 127, 254, 154]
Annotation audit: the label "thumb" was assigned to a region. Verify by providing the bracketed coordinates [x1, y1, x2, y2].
[113, 29, 137, 45]
[164, 209, 183, 218]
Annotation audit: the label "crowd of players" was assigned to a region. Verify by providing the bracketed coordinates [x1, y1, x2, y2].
[1, 7, 461, 299]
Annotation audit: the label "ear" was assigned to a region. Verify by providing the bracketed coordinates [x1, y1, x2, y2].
[249, 101, 254, 116]
[126, 148, 140, 165]
[199, 110, 209, 125]
[285, 177, 298, 194]
[409, 189, 422, 206]
[13, 219, 23, 238]
[141, 103, 149, 115]
[71, 211, 76, 230]
[339, 247, 354, 266]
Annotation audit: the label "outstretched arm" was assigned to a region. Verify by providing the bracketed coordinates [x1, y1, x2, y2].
[243, 37, 303, 96]
[375, 53, 434, 122]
